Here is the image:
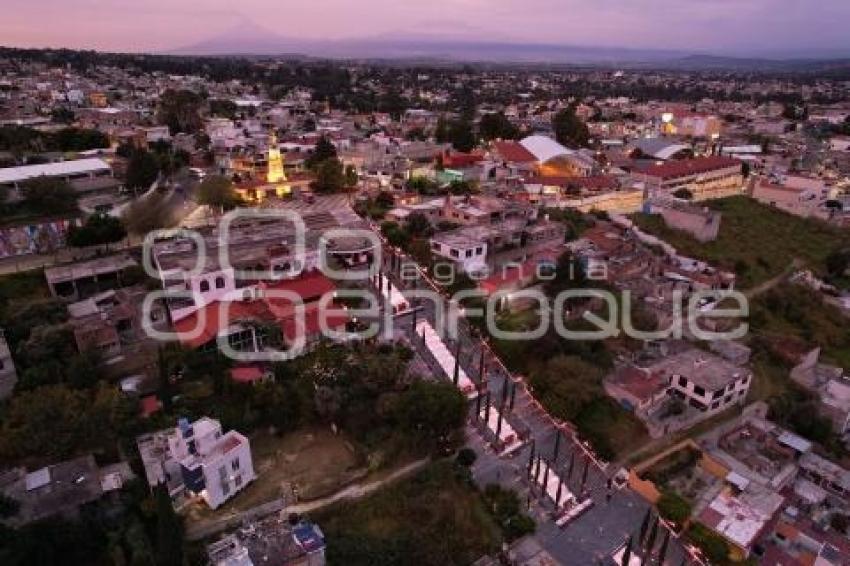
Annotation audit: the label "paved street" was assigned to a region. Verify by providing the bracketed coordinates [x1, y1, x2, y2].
[376, 245, 698, 565]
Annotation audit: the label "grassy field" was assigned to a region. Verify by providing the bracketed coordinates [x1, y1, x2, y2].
[0, 270, 49, 311]
[315, 461, 502, 566]
[749, 283, 850, 369]
[632, 196, 850, 288]
[575, 397, 650, 461]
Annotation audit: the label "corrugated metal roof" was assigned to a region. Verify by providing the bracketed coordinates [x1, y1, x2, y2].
[519, 135, 573, 163]
[0, 158, 111, 184]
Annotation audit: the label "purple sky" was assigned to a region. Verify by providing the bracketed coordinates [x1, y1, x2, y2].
[3, 0, 849, 55]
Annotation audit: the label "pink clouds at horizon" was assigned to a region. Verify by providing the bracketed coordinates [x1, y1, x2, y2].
[2, 0, 849, 55]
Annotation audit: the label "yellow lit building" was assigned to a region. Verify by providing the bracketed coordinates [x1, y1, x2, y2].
[264, 133, 290, 199]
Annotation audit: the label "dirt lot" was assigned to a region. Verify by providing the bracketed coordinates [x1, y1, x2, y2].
[185, 425, 366, 523]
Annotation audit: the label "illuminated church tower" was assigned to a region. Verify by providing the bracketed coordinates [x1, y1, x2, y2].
[267, 132, 286, 184]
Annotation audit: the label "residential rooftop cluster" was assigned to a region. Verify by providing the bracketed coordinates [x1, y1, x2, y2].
[0, 45, 849, 566]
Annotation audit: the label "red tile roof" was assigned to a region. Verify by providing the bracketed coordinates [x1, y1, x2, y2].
[281, 307, 348, 341]
[441, 151, 485, 168]
[173, 299, 277, 349]
[492, 141, 537, 163]
[174, 271, 340, 349]
[140, 395, 162, 418]
[639, 156, 740, 181]
[262, 271, 337, 307]
[479, 260, 537, 295]
[231, 365, 266, 383]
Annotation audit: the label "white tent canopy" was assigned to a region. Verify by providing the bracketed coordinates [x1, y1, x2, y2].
[416, 320, 476, 397]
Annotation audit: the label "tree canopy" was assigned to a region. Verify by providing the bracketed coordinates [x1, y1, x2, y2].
[552, 106, 590, 148]
[125, 149, 160, 190]
[306, 136, 338, 169]
[157, 89, 203, 135]
[20, 176, 78, 215]
[311, 158, 346, 193]
[197, 175, 241, 210]
[479, 112, 520, 141]
[66, 213, 126, 248]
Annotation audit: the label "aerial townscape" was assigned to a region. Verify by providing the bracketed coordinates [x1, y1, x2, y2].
[2, 2, 850, 565]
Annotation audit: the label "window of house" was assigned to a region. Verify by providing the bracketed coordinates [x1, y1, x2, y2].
[215, 277, 225, 289]
[712, 390, 723, 399]
[678, 376, 688, 388]
[693, 385, 706, 397]
[234, 475, 243, 488]
[450, 249, 459, 258]
[475, 247, 483, 255]
[200, 280, 210, 292]
[465, 250, 472, 258]
[232, 458, 240, 471]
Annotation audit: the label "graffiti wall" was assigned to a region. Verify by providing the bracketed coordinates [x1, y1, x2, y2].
[0, 219, 79, 258]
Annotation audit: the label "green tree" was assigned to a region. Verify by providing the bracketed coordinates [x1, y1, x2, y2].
[157, 89, 202, 135]
[482, 484, 536, 542]
[125, 150, 160, 191]
[375, 191, 395, 209]
[20, 176, 77, 215]
[154, 484, 183, 566]
[381, 222, 410, 248]
[197, 175, 241, 210]
[687, 524, 729, 564]
[66, 213, 126, 248]
[52, 127, 109, 151]
[456, 447, 477, 467]
[208, 99, 238, 119]
[306, 136, 338, 169]
[0, 385, 91, 461]
[344, 164, 358, 188]
[406, 212, 433, 238]
[657, 491, 692, 530]
[448, 180, 477, 195]
[479, 112, 519, 141]
[449, 119, 476, 153]
[393, 382, 466, 450]
[552, 106, 590, 148]
[434, 117, 451, 144]
[529, 356, 603, 422]
[0, 493, 20, 518]
[543, 250, 587, 297]
[825, 249, 850, 278]
[378, 87, 406, 120]
[311, 158, 346, 193]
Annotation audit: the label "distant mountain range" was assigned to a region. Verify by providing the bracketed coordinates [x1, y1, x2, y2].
[169, 23, 850, 71]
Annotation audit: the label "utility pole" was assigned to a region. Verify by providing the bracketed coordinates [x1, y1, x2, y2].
[553, 430, 561, 462]
[478, 347, 485, 383]
[453, 341, 461, 386]
[579, 457, 589, 495]
[527, 440, 536, 475]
